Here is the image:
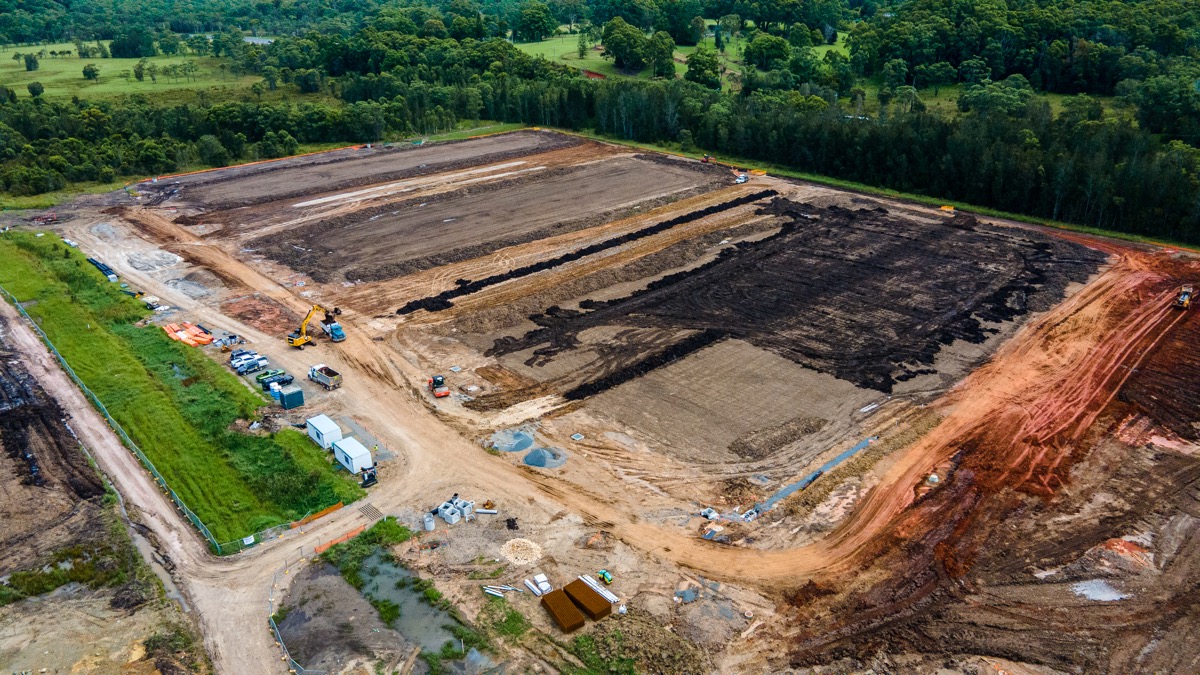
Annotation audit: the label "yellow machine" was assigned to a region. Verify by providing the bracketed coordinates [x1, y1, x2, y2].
[1175, 285, 1193, 310]
[287, 305, 341, 348]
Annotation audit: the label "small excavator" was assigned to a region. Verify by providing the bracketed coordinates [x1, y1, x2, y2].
[1175, 285, 1193, 310]
[287, 305, 342, 348]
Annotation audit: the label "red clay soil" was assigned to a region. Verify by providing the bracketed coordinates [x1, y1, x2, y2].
[219, 293, 301, 337]
[1118, 283, 1200, 440]
[773, 248, 1200, 668]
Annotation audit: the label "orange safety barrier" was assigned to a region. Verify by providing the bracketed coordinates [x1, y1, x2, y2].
[162, 322, 212, 346]
[314, 525, 365, 555]
[291, 501, 344, 529]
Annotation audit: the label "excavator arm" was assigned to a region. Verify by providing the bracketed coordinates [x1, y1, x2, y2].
[287, 305, 324, 348]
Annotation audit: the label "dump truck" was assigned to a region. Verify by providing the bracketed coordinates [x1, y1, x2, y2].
[1176, 285, 1193, 310]
[319, 313, 346, 342]
[288, 305, 342, 348]
[309, 364, 342, 390]
[428, 375, 450, 398]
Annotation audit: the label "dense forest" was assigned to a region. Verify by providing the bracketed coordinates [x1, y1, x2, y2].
[1, 0, 1198, 242]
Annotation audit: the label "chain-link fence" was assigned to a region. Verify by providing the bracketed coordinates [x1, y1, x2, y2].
[2, 283, 350, 557]
[0, 284, 223, 552]
[266, 547, 326, 675]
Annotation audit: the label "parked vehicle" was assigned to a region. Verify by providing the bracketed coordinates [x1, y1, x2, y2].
[308, 364, 342, 390]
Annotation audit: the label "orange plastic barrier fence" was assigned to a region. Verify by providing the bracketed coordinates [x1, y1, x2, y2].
[292, 502, 344, 529]
[314, 525, 365, 555]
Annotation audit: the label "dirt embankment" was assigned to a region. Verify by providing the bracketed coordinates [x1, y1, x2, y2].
[489, 199, 1106, 394]
[1119, 279, 1200, 439]
[0, 316, 106, 573]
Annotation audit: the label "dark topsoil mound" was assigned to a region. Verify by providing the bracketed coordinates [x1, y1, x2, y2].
[489, 198, 1107, 394]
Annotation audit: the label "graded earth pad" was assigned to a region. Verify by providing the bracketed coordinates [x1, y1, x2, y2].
[585, 339, 874, 464]
[157, 130, 579, 208]
[489, 200, 1107, 394]
[250, 155, 724, 283]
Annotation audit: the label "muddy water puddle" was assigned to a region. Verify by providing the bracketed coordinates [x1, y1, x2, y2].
[359, 551, 457, 652]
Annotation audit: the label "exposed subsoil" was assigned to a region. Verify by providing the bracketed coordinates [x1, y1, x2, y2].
[787, 426, 1200, 673]
[273, 563, 409, 673]
[251, 155, 726, 283]
[0, 316, 106, 573]
[489, 199, 1106, 393]
[154, 130, 580, 209]
[218, 293, 300, 337]
[1119, 295, 1200, 440]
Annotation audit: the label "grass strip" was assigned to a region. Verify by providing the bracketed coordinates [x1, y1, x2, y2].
[0, 232, 362, 541]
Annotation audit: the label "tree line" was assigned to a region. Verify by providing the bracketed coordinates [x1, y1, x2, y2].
[1, 0, 1198, 244]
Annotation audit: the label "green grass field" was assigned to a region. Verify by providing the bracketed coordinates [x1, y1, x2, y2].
[0, 41, 256, 99]
[517, 30, 844, 89]
[0, 233, 364, 543]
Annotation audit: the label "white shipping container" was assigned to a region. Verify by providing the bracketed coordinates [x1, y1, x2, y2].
[332, 437, 373, 474]
[306, 414, 343, 449]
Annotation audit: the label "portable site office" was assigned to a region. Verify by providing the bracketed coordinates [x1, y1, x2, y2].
[332, 437, 374, 474]
[306, 414, 342, 449]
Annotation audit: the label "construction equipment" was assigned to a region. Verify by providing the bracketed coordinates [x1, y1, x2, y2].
[319, 310, 346, 342]
[1176, 285, 1193, 310]
[308, 364, 342, 390]
[120, 289, 145, 299]
[597, 569, 613, 584]
[428, 375, 450, 398]
[287, 305, 341, 348]
[360, 466, 378, 488]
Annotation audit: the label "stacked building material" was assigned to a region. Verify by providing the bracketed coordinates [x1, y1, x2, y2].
[540, 589, 586, 633]
[564, 579, 612, 620]
[163, 322, 214, 346]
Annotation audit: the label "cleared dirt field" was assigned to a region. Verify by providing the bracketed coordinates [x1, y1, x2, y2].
[250, 155, 723, 283]
[488, 200, 1105, 394]
[586, 339, 875, 465]
[156, 130, 577, 208]
[25, 130, 1200, 675]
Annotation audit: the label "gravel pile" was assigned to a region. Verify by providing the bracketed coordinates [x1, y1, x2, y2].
[500, 538, 542, 566]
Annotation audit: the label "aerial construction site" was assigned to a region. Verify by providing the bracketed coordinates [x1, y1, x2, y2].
[1, 129, 1198, 674]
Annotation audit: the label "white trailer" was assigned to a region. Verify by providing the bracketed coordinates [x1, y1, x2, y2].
[306, 414, 343, 449]
[332, 437, 373, 474]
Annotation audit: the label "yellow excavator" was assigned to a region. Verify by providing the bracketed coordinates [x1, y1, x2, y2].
[287, 305, 343, 348]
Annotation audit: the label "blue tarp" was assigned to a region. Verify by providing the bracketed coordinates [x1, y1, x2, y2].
[758, 436, 879, 512]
